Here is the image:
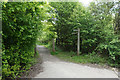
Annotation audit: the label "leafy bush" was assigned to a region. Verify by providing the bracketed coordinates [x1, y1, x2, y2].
[50, 2, 120, 67]
[50, 51, 58, 55]
[2, 2, 50, 79]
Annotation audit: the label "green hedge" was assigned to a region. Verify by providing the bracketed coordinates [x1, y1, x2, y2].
[2, 2, 49, 79]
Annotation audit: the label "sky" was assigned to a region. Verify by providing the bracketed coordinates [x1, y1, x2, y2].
[79, 0, 94, 7]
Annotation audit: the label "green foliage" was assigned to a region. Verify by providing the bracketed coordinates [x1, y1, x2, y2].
[54, 50, 107, 65]
[36, 3, 57, 46]
[2, 2, 50, 79]
[88, 2, 120, 65]
[50, 51, 58, 55]
[50, 2, 78, 51]
[0, 3, 2, 79]
[49, 2, 120, 67]
[2, 1, 120, 79]
[37, 21, 57, 44]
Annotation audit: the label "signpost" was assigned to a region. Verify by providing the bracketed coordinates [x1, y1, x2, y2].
[77, 28, 80, 56]
[72, 28, 80, 56]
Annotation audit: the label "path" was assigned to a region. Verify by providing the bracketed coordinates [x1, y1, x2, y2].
[34, 45, 118, 78]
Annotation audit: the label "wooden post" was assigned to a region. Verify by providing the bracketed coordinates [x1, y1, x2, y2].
[52, 38, 55, 52]
[77, 28, 80, 56]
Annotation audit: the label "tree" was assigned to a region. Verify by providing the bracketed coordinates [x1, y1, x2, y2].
[89, 1, 120, 66]
[50, 1, 120, 66]
[2, 2, 50, 79]
[50, 2, 78, 51]
[114, 2, 120, 34]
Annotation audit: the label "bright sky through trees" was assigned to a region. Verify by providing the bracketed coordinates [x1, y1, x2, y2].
[79, 0, 93, 6]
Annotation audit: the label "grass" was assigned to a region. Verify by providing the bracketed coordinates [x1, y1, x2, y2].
[37, 42, 119, 68]
[54, 51, 120, 68]
[40, 43, 109, 66]
[52, 51, 108, 66]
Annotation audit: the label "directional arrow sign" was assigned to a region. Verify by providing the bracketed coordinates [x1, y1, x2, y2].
[73, 29, 78, 31]
[72, 33, 77, 34]
[72, 28, 80, 56]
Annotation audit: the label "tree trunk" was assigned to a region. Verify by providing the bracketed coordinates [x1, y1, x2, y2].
[52, 38, 55, 52]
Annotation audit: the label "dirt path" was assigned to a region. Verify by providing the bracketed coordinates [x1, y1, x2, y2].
[34, 45, 118, 78]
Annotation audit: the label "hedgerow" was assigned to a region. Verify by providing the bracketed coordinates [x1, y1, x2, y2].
[2, 2, 50, 79]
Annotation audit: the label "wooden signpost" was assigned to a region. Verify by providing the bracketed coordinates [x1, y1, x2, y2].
[72, 28, 80, 56]
[77, 28, 80, 56]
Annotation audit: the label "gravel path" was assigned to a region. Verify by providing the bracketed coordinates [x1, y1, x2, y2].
[34, 45, 118, 78]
